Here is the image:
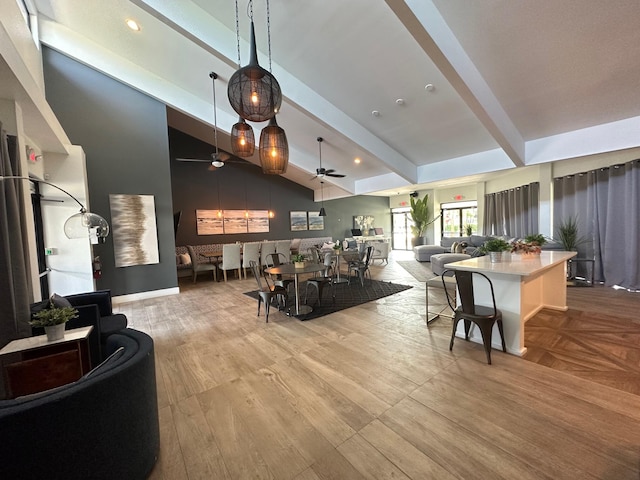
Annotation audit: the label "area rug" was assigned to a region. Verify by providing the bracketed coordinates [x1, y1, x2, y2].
[396, 260, 437, 283]
[243, 279, 412, 321]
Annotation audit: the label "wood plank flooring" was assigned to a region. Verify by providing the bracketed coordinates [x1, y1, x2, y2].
[115, 251, 640, 480]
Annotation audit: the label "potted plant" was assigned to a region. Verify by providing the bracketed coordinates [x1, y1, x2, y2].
[480, 238, 510, 263]
[511, 234, 547, 256]
[464, 224, 473, 236]
[409, 193, 440, 247]
[332, 240, 342, 251]
[555, 216, 588, 251]
[291, 254, 306, 269]
[29, 302, 78, 341]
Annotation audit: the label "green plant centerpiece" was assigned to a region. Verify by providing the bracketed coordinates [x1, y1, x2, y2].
[332, 240, 342, 251]
[29, 301, 78, 341]
[291, 253, 306, 268]
[464, 224, 473, 236]
[480, 238, 511, 263]
[409, 193, 440, 246]
[555, 216, 588, 251]
[480, 238, 510, 253]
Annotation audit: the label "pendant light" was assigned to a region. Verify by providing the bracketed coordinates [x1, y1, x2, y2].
[319, 181, 326, 216]
[227, 0, 282, 123]
[257, 0, 288, 174]
[230, 0, 255, 157]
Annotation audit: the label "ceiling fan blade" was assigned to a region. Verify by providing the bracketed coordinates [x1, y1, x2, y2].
[207, 164, 220, 171]
[214, 151, 231, 162]
[326, 172, 346, 178]
[176, 157, 211, 162]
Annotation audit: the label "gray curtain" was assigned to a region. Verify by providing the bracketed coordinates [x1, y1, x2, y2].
[483, 182, 539, 237]
[554, 160, 640, 290]
[0, 124, 32, 347]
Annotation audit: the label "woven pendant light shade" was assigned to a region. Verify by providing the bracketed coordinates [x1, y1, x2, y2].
[228, 21, 282, 122]
[231, 117, 255, 157]
[259, 116, 288, 174]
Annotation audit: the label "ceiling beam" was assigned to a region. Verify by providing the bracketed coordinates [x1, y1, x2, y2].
[386, 0, 525, 168]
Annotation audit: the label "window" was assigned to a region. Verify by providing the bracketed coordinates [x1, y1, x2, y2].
[441, 201, 477, 237]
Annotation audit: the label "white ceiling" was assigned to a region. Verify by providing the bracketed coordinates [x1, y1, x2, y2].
[28, 0, 640, 198]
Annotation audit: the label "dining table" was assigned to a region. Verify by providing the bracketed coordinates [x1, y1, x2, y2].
[265, 263, 325, 316]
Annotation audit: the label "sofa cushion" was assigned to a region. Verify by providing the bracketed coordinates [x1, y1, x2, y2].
[50, 293, 72, 308]
[469, 235, 489, 247]
[441, 236, 470, 248]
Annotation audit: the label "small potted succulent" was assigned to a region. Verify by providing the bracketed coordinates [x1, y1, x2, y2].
[480, 238, 511, 263]
[29, 301, 78, 341]
[291, 254, 306, 269]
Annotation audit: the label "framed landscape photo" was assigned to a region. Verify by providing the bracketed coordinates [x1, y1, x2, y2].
[247, 210, 270, 233]
[196, 209, 224, 235]
[290, 211, 308, 231]
[223, 210, 248, 234]
[308, 211, 324, 230]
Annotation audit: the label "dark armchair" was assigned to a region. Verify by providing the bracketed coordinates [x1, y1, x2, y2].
[31, 290, 128, 367]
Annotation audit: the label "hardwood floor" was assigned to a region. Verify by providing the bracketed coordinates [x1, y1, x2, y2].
[116, 251, 640, 480]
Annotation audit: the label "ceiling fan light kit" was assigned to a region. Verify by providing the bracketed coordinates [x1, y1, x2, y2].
[314, 137, 346, 179]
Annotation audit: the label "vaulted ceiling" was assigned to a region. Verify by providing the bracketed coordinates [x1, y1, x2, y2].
[31, 0, 640, 199]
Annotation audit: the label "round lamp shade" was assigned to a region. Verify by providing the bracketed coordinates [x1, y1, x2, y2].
[227, 21, 282, 122]
[64, 211, 110, 240]
[259, 116, 288, 174]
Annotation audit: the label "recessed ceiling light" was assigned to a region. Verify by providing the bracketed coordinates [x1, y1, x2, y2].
[425, 84, 435, 92]
[354, 157, 361, 164]
[126, 19, 140, 31]
[395, 98, 405, 105]
[371, 110, 380, 117]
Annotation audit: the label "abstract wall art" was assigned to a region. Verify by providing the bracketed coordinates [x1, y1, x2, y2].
[110, 194, 159, 268]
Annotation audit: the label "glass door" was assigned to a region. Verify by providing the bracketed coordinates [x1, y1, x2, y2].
[391, 208, 413, 250]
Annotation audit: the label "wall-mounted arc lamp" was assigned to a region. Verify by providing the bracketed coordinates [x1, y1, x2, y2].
[0, 175, 110, 243]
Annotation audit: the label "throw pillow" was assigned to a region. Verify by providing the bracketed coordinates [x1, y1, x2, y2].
[179, 253, 190, 265]
[321, 242, 335, 250]
[50, 293, 72, 308]
[450, 242, 459, 253]
[81, 347, 126, 380]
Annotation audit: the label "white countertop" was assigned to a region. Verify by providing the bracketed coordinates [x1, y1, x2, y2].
[444, 251, 577, 277]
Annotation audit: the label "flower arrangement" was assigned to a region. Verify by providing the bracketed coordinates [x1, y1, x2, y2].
[510, 234, 547, 254]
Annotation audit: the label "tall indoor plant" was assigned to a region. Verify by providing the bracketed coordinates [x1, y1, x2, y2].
[555, 216, 588, 251]
[409, 193, 440, 246]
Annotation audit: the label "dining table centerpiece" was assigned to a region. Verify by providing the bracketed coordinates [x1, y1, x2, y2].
[291, 254, 306, 269]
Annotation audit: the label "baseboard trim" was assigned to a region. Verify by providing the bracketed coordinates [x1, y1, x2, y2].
[112, 287, 180, 305]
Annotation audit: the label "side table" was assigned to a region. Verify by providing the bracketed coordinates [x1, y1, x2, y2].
[0, 326, 93, 398]
[567, 258, 595, 287]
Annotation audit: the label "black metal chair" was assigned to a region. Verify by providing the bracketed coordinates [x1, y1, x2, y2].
[305, 248, 335, 306]
[348, 245, 373, 286]
[265, 252, 294, 292]
[442, 269, 506, 364]
[249, 260, 288, 322]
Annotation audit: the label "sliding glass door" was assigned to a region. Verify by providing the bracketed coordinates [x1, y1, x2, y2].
[391, 207, 413, 250]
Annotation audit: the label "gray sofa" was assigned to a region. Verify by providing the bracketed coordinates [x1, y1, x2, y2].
[0, 328, 159, 480]
[414, 235, 489, 262]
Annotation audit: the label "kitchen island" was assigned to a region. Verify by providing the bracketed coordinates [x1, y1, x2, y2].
[444, 251, 576, 356]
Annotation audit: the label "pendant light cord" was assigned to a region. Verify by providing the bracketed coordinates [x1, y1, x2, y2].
[235, 0, 241, 68]
[267, 0, 272, 73]
[210, 72, 219, 157]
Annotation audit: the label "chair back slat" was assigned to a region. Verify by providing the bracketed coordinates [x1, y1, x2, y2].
[455, 270, 476, 314]
[249, 261, 263, 290]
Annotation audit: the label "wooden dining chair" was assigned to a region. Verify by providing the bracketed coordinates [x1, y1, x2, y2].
[442, 269, 506, 364]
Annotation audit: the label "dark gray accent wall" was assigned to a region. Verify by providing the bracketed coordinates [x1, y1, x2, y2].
[169, 128, 391, 245]
[42, 47, 177, 296]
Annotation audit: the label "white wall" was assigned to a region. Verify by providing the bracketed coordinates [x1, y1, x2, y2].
[41, 147, 94, 296]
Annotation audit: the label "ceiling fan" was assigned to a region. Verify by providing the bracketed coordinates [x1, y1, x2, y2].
[312, 137, 346, 179]
[175, 72, 244, 171]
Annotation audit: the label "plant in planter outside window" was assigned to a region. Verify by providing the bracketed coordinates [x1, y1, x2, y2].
[29, 301, 78, 341]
